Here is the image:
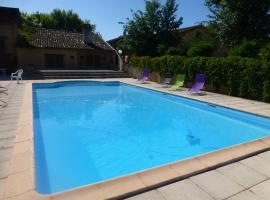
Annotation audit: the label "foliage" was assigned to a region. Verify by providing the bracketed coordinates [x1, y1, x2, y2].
[205, 0, 270, 46]
[228, 40, 262, 58]
[187, 43, 216, 57]
[180, 25, 220, 55]
[129, 55, 269, 102]
[259, 42, 270, 61]
[165, 47, 182, 55]
[17, 9, 95, 47]
[123, 0, 182, 56]
[262, 62, 270, 102]
[16, 26, 35, 47]
[20, 9, 95, 32]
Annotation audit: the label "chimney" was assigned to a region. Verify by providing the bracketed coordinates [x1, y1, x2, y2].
[82, 24, 92, 44]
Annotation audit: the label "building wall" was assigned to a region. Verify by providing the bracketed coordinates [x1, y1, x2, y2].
[0, 22, 18, 71]
[17, 47, 117, 70]
[17, 48, 79, 69]
[0, 22, 17, 54]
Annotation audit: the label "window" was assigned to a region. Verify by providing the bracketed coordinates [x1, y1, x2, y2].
[0, 37, 6, 53]
[45, 54, 64, 68]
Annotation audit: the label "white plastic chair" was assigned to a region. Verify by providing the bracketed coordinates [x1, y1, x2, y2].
[11, 69, 23, 83]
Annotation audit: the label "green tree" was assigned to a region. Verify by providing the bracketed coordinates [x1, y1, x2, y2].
[123, 0, 182, 56]
[20, 9, 95, 32]
[206, 0, 270, 46]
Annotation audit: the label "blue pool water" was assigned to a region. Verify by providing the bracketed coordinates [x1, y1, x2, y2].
[33, 81, 270, 194]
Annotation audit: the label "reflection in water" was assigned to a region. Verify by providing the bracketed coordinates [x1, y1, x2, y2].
[186, 130, 200, 146]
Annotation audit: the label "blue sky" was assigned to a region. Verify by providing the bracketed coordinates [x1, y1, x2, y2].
[1, 0, 210, 40]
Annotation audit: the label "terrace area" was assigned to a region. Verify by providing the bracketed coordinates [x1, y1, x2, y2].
[0, 78, 270, 200]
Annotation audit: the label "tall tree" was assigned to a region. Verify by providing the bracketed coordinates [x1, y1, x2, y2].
[123, 0, 182, 56]
[206, 0, 270, 46]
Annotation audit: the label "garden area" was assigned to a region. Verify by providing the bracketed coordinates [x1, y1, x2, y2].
[116, 0, 270, 102]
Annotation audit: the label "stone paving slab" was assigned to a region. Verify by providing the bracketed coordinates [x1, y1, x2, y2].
[216, 162, 267, 188]
[157, 179, 214, 200]
[189, 171, 245, 200]
[227, 190, 262, 200]
[249, 179, 270, 199]
[0, 82, 25, 200]
[240, 156, 270, 177]
[126, 190, 165, 200]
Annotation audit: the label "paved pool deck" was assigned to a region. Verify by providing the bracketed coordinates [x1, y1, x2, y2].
[0, 78, 270, 200]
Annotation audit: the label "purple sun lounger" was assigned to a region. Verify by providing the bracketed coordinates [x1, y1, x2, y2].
[188, 74, 206, 95]
[138, 69, 150, 83]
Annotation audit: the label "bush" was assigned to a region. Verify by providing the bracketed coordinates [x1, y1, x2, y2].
[129, 55, 269, 102]
[166, 47, 182, 56]
[262, 62, 270, 102]
[259, 42, 270, 61]
[228, 40, 261, 58]
[167, 56, 185, 74]
[187, 43, 215, 57]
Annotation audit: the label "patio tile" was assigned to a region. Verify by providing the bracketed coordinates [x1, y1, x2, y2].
[0, 148, 12, 162]
[15, 126, 32, 143]
[12, 140, 31, 155]
[258, 151, 270, 161]
[157, 179, 214, 200]
[0, 178, 6, 199]
[196, 147, 239, 168]
[190, 170, 244, 200]
[0, 138, 14, 149]
[9, 150, 32, 174]
[169, 158, 207, 177]
[217, 163, 267, 188]
[7, 191, 52, 200]
[250, 179, 270, 200]
[261, 137, 270, 146]
[0, 160, 10, 178]
[227, 190, 263, 200]
[53, 185, 104, 200]
[137, 165, 178, 188]
[126, 190, 165, 200]
[240, 156, 270, 177]
[4, 169, 34, 198]
[0, 131, 16, 140]
[97, 174, 146, 199]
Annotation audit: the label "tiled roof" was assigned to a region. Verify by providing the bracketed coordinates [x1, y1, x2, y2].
[30, 28, 114, 51]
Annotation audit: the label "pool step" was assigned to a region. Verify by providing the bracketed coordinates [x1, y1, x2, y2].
[39, 70, 131, 79]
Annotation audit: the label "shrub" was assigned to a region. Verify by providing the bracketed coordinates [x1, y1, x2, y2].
[129, 55, 268, 102]
[262, 62, 270, 102]
[205, 57, 227, 92]
[239, 58, 262, 100]
[225, 56, 242, 96]
[228, 40, 261, 58]
[166, 47, 182, 56]
[167, 56, 185, 74]
[259, 42, 270, 61]
[187, 43, 215, 57]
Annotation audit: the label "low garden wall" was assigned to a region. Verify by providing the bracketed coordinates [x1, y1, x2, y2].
[129, 56, 270, 103]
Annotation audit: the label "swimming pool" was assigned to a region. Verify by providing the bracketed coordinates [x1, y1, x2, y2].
[33, 81, 270, 194]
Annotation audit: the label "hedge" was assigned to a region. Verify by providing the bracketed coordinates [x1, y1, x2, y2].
[129, 56, 270, 102]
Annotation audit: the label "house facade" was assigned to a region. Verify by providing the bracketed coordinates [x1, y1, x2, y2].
[17, 27, 118, 70]
[0, 7, 119, 73]
[0, 7, 19, 72]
